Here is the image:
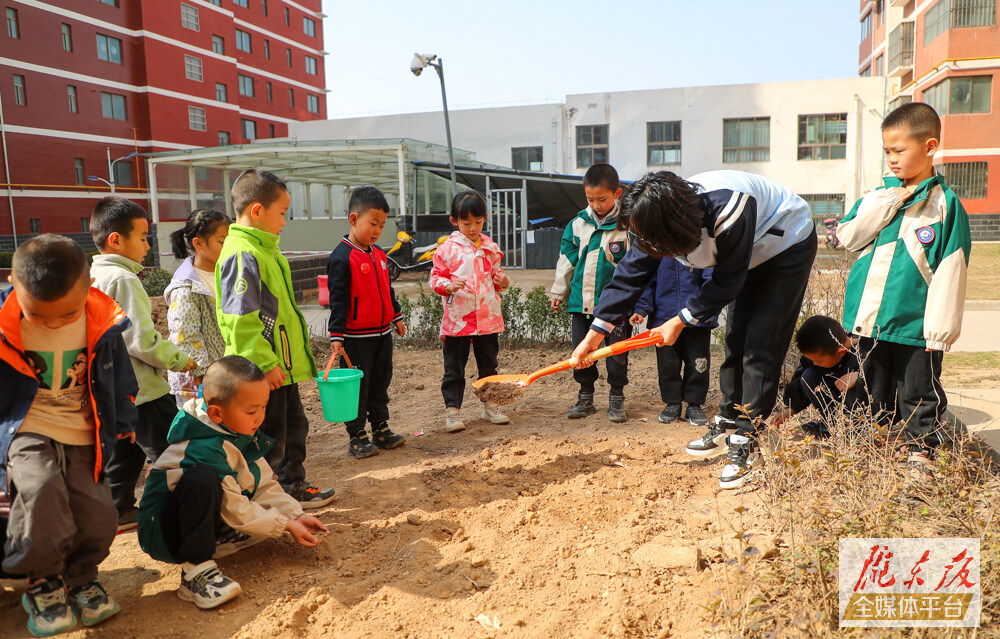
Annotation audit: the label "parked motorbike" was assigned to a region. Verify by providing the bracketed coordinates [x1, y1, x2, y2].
[823, 218, 841, 249]
[384, 231, 448, 281]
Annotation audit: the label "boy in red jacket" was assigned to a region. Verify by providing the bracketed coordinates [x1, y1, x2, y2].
[326, 186, 407, 458]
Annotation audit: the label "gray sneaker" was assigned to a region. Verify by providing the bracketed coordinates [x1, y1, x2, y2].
[68, 580, 120, 627]
[178, 560, 242, 610]
[22, 576, 76, 637]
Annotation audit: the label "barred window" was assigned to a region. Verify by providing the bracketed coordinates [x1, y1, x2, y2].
[798, 114, 847, 160]
[723, 117, 770, 163]
[576, 124, 609, 168]
[926, 0, 996, 45]
[647, 121, 681, 165]
[937, 161, 988, 199]
[801, 194, 846, 230]
[181, 3, 199, 31]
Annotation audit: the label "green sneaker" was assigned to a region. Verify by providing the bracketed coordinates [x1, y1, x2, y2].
[22, 576, 76, 637]
[68, 580, 120, 627]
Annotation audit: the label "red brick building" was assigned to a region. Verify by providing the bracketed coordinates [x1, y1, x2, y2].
[0, 0, 327, 247]
[861, 0, 999, 238]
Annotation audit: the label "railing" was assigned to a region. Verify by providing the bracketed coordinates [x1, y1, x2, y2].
[951, 0, 997, 27]
[887, 22, 915, 74]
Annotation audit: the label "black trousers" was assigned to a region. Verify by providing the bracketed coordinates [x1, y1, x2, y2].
[342, 334, 393, 438]
[261, 384, 309, 491]
[655, 325, 712, 405]
[858, 338, 946, 449]
[800, 366, 866, 423]
[442, 333, 499, 408]
[105, 393, 177, 515]
[160, 464, 223, 565]
[718, 230, 817, 436]
[571, 313, 629, 394]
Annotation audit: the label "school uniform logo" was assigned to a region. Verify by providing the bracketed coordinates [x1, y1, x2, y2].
[916, 226, 936, 244]
[360, 262, 371, 274]
[609, 241, 624, 256]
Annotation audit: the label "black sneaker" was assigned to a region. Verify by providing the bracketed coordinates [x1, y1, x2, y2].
[67, 580, 120, 627]
[800, 420, 831, 439]
[371, 422, 405, 449]
[116, 506, 138, 534]
[22, 576, 76, 637]
[348, 434, 379, 458]
[719, 434, 757, 489]
[607, 394, 627, 423]
[178, 560, 241, 610]
[685, 405, 709, 426]
[213, 528, 261, 559]
[658, 403, 682, 424]
[289, 482, 337, 510]
[684, 415, 733, 457]
[567, 393, 596, 419]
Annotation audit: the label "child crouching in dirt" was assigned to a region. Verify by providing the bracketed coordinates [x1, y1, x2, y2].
[431, 190, 512, 433]
[137, 356, 328, 610]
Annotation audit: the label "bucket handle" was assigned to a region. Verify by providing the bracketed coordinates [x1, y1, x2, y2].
[322, 351, 355, 381]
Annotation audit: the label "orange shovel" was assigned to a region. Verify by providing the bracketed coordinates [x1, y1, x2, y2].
[473, 330, 664, 389]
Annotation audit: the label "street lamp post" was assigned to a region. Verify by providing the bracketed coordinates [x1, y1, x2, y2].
[410, 53, 457, 199]
[88, 148, 137, 194]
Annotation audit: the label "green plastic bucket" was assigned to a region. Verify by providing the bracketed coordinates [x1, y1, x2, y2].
[315, 369, 364, 422]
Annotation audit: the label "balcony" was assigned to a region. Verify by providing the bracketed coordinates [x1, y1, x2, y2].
[887, 21, 915, 77]
[889, 0, 911, 7]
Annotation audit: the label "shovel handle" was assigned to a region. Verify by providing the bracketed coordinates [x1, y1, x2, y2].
[587, 330, 663, 362]
[524, 359, 576, 384]
[323, 350, 354, 381]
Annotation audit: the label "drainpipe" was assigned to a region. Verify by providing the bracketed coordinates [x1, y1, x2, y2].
[0, 84, 17, 247]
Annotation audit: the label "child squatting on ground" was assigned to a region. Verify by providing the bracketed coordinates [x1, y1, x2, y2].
[836, 102, 971, 479]
[165, 208, 232, 406]
[89, 197, 198, 530]
[629, 256, 716, 427]
[1, 235, 139, 636]
[431, 190, 512, 433]
[326, 186, 407, 459]
[137, 356, 328, 610]
[770, 315, 867, 438]
[217, 169, 335, 508]
[572, 169, 817, 489]
[549, 163, 633, 423]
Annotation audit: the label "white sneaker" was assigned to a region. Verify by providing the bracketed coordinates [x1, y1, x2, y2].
[178, 560, 242, 609]
[481, 401, 510, 425]
[445, 407, 466, 433]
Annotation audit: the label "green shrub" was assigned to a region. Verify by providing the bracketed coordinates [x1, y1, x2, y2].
[139, 268, 172, 297]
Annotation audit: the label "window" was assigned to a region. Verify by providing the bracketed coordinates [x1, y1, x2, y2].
[188, 106, 207, 131]
[234, 0, 248, 7]
[61, 23, 72, 51]
[876, 0, 885, 25]
[861, 10, 873, 41]
[286, 48, 292, 67]
[264, 39, 270, 59]
[12, 74, 24, 105]
[238, 74, 254, 97]
[6, 7, 18, 39]
[860, 65, 872, 77]
[98, 0, 118, 5]
[265, 81, 272, 102]
[305, 56, 317, 75]
[925, 0, 950, 43]
[798, 114, 847, 160]
[215, 82, 227, 102]
[888, 95, 913, 111]
[208, 0, 220, 5]
[269, 123, 275, 138]
[114, 161, 131, 186]
[937, 161, 988, 199]
[875, 54, 883, 76]
[723, 117, 770, 163]
[952, 0, 997, 27]
[96, 34, 122, 63]
[923, 75, 992, 114]
[67, 85, 78, 113]
[303, 16, 315, 36]
[80, 217, 89, 232]
[101, 92, 126, 119]
[74, 158, 84, 185]
[288, 87, 294, 107]
[646, 121, 681, 165]
[218, 130, 230, 146]
[212, 34, 224, 55]
[262, 0, 267, 16]
[512, 146, 543, 171]
[801, 194, 846, 229]
[575, 124, 609, 168]
[242, 119, 256, 140]
[29, 219, 39, 234]
[307, 94, 319, 114]
[184, 55, 203, 81]
[284, 7, 289, 25]
[235, 29, 251, 52]
[181, 3, 199, 30]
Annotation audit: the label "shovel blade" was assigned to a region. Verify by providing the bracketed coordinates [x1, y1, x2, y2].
[473, 374, 530, 389]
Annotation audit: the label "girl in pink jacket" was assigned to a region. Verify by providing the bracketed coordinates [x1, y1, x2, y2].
[431, 191, 512, 433]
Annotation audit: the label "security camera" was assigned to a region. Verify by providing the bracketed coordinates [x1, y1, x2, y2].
[410, 53, 436, 76]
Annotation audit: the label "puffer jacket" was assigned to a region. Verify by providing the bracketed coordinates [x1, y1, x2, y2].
[430, 232, 506, 336]
[164, 258, 226, 400]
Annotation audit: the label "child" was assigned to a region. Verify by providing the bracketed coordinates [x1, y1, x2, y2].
[572, 170, 817, 489]
[326, 186, 406, 458]
[837, 102, 971, 478]
[430, 190, 512, 433]
[770, 315, 866, 438]
[166, 209, 231, 405]
[1, 235, 138, 635]
[629, 257, 716, 426]
[217, 169, 335, 508]
[90, 197, 198, 528]
[549, 163, 632, 422]
[137, 356, 328, 610]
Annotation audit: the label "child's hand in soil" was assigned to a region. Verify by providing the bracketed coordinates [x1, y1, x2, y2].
[286, 515, 329, 547]
[394, 320, 406, 337]
[264, 365, 287, 390]
[629, 313, 645, 326]
[445, 278, 467, 294]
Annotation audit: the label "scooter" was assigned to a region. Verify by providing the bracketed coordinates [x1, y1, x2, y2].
[384, 231, 448, 281]
[823, 218, 841, 249]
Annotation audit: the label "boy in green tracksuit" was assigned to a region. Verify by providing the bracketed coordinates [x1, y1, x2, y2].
[549, 164, 632, 422]
[837, 103, 971, 479]
[216, 169, 334, 508]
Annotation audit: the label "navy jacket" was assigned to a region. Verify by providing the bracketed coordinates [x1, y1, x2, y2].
[0, 287, 138, 490]
[633, 257, 718, 329]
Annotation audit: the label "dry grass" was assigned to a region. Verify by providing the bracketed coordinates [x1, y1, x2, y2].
[968, 243, 1000, 301]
